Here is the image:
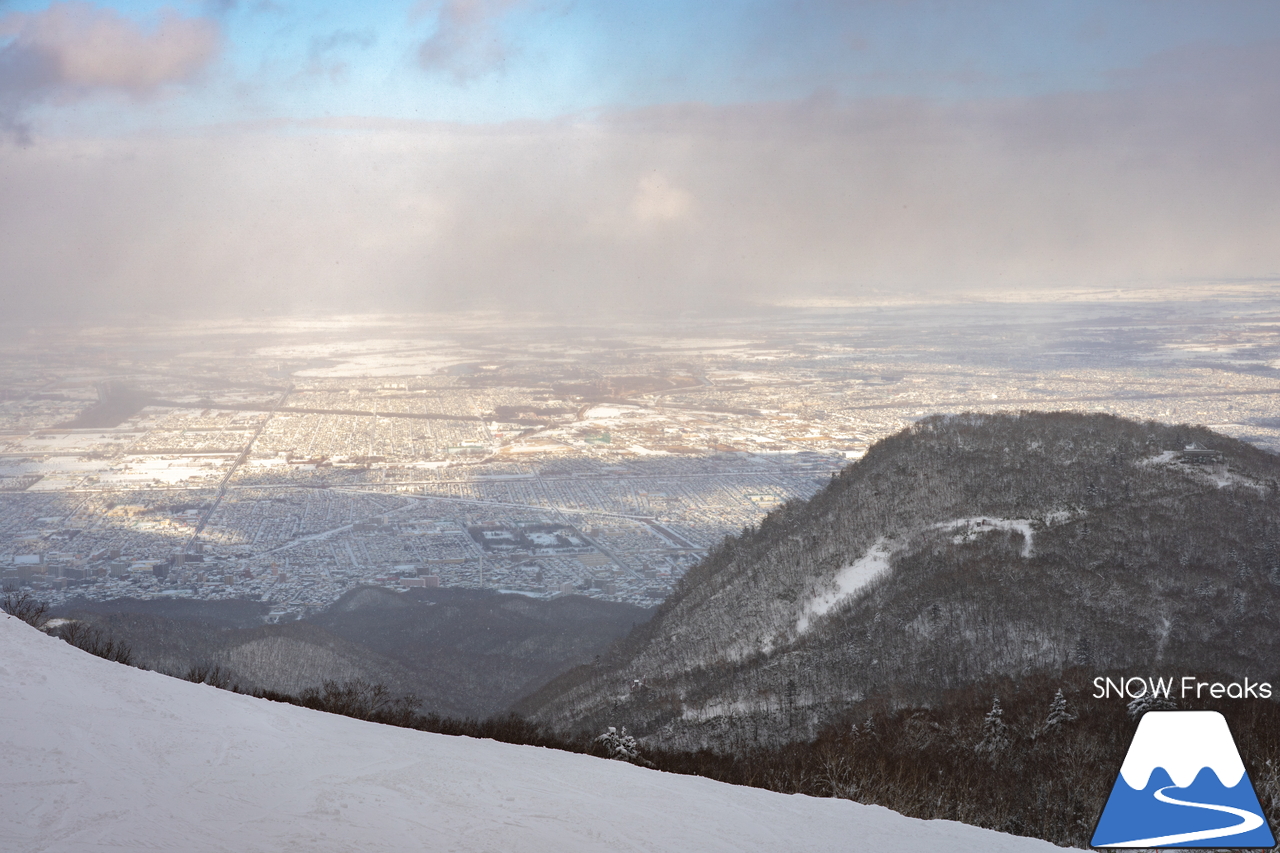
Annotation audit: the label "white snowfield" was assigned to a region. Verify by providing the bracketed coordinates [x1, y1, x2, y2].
[0, 615, 1068, 853]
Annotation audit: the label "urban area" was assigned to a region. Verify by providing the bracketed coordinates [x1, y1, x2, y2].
[3, 295, 1278, 620]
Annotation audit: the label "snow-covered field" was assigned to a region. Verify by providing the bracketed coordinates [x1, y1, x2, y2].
[0, 614, 1068, 852]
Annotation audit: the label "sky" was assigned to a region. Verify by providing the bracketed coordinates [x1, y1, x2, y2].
[0, 1, 1278, 320]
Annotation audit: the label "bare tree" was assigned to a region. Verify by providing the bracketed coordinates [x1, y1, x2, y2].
[50, 621, 134, 665]
[0, 588, 50, 629]
[184, 663, 236, 690]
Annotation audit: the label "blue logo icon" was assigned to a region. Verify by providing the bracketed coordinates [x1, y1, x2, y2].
[1092, 711, 1275, 848]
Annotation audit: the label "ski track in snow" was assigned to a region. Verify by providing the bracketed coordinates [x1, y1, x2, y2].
[0, 615, 1063, 853]
[797, 538, 893, 634]
[796, 516, 1044, 636]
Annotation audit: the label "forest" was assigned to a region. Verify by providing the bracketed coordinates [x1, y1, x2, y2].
[519, 412, 1280, 751]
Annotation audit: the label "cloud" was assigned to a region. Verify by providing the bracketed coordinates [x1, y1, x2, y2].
[630, 173, 695, 225]
[0, 2, 221, 140]
[416, 0, 522, 82]
[307, 28, 376, 80]
[201, 0, 238, 15]
[0, 38, 1276, 321]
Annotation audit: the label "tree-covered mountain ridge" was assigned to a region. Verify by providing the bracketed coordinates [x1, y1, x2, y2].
[518, 412, 1280, 749]
[54, 586, 649, 719]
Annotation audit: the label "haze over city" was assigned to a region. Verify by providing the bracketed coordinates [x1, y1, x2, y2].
[1, 0, 1278, 319]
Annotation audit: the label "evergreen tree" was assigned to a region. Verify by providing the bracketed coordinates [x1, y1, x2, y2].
[1232, 590, 1247, 620]
[1073, 636, 1092, 668]
[976, 697, 1009, 754]
[1043, 689, 1076, 731]
[1127, 692, 1176, 719]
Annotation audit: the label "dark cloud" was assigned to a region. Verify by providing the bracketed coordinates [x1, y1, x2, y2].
[0, 2, 221, 142]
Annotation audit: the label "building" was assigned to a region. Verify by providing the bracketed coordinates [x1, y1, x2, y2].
[1180, 442, 1222, 463]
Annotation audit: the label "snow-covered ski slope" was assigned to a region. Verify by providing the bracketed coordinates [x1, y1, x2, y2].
[0, 615, 1067, 852]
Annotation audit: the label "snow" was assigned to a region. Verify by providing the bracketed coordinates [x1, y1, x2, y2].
[582, 405, 631, 419]
[282, 342, 483, 378]
[797, 537, 894, 634]
[1142, 451, 1264, 493]
[0, 615, 1065, 853]
[681, 697, 767, 721]
[937, 517, 1036, 558]
[626, 444, 671, 455]
[0, 452, 231, 490]
[1202, 468, 1265, 492]
[294, 354, 463, 377]
[796, 516, 1049, 635]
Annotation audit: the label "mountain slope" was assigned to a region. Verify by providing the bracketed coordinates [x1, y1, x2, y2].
[519, 412, 1280, 747]
[0, 614, 1062, 853]
[56, 587, 649, 718]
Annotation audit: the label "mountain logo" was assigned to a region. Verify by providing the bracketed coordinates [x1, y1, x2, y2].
[1091, 711, 1275, 848]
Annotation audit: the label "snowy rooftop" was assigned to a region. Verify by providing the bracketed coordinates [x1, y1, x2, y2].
[0, 614, 1064, 852]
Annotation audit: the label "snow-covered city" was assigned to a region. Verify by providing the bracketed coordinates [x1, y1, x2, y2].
[4, 299, 1278, 620]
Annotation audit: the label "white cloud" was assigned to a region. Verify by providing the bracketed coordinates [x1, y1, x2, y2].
[0, 2, 221, 139]
[631, 172, 695, 225]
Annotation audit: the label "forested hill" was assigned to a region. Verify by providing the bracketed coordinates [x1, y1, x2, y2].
[54, 587, 650, 719]
[517, 412, 1280, 749]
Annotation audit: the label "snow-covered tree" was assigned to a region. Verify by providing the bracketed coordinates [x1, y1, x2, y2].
[595, 726, 649, 766]
[1127, 692, 1176, 720]
[852, 717, 877, 741]
[976, 697, 1009, 754]
[1043, 689, 1076, 731]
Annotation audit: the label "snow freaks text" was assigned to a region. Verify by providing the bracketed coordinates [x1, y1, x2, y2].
[1093, 677, 1273, 701]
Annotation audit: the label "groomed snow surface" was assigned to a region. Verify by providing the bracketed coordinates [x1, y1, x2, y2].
[1, 615, 1065, 852]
